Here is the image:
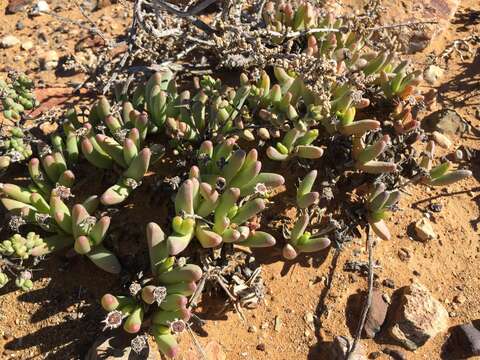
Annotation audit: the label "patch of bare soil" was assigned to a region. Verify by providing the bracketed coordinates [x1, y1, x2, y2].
[0, 0, 479, 359]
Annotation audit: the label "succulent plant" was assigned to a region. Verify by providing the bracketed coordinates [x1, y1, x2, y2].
[418, 140, 472, 187]
[0, 73, 38, 122]
[366, 183, 401, 241]
[0, 186, 120, 274]
[282, 170, 331, 259]
[101, 222, 202, 358]
[166, 138, 284, 255]
[282, 211, 331, 260]
[0, 127, 33, 170]
[352, 134, 397, 174]
[266, 121, 323, 161]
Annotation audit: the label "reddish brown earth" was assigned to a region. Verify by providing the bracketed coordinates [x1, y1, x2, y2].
[0, 0, 479, 359]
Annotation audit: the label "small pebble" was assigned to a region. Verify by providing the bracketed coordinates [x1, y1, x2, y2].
[248, 325, 257, 333]
[256, 343, 266, 351]
[383, 279, 395, 289]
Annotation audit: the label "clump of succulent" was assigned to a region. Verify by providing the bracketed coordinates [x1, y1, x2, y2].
[141, 71, 254, 143]
[0, 232, 44, 259]
[0, 127, 33, 170]
[167, 138, 284, 255]
[418, 140, 472, 187]
[101, 223, 202, 358]
[0, 186, 120, 273]
[283, 170, 330, 259]
[28, 145, 76, 198]
[0, 73, 38, 121]
[61, 99, 159, 206]
[0, 263, 34, 291]
[365, 183, 401, 241]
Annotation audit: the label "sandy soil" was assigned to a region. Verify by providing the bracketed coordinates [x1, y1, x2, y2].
[0, 0, 479, 359]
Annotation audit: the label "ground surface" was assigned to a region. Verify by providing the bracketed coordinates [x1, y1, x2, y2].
[0, 0, 479, 359]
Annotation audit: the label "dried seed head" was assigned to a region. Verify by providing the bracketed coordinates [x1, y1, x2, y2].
[8, 215, 26, 231]
[112, 129, 128, 142]
[170, 319, 187, 333]
[75, 127, 89, 137]
[38, 143, 52, 157]
[131, 334, 148, 354]
[34, 213, 52, 231]
[102, 310, 124, 331]
[129, 281, 142, 296]
[54, 185, 73, 199]
[153, 286, 168, 305]
[254, 183, 268, 196]
[19, 270, 32, 280]
[176, 257, 187, 267]
[197, 153, 210, 167]
[215, 177, 226, 193]
[124, 178, 140, 189]
[9, 151, 22, 163]
[78, 216, 97, 234]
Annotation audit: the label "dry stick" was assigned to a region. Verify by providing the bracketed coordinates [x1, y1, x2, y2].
[346, 226, 374, 360]
[367, 20, 438, 31]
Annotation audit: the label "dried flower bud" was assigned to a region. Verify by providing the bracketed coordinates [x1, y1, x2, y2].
[102, 310, 124, 331]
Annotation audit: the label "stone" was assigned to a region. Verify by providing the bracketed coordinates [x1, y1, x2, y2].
[32, 0, 50, 14]
[21, 41, 33, 51]
[443, 322, 480, 358]
[389, 281, 449, 350]
[331, 336, 367, 360]
[414, 217, 436, 242]
[452, 293, 466, 304]
[40, 50, 59, 70]
[364, 290, 388, 338]
[82, 0, 114, 11]
[422, 109, 467, 135]
[0, 35, 20, 48]
[382, 348, 407, 360]
[432, 131, 452, 149]
[6, 0, 33, 14]
[16, 21, 25, 30]
[423, 65, 444, 85]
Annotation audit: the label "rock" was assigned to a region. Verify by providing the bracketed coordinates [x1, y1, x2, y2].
[414, 217, 436, 242]
[331, 336, 367, 360]
[40, 50, 59, 70]
[432, 131, 452, 149]
[423, 65, 444, 85]
[382, 348, 407, 360]
[443, 322, 480, 358]
[82, 0, 114, 11]
[21, 41, 33, 51]
[256, 343, 266, 351]
[6, 0, 33, 14]
[453, 293, 466, 304]
[382, 279, 395, 289]
[0, 35, 20, 48]
[16, 21, 25, 30]
[32, 0, 49, 14]
[389, 281, 449, 351]
[364, 290, 388, 338]
[423, 109, 467, 135]
[397, 248, 411, 262]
